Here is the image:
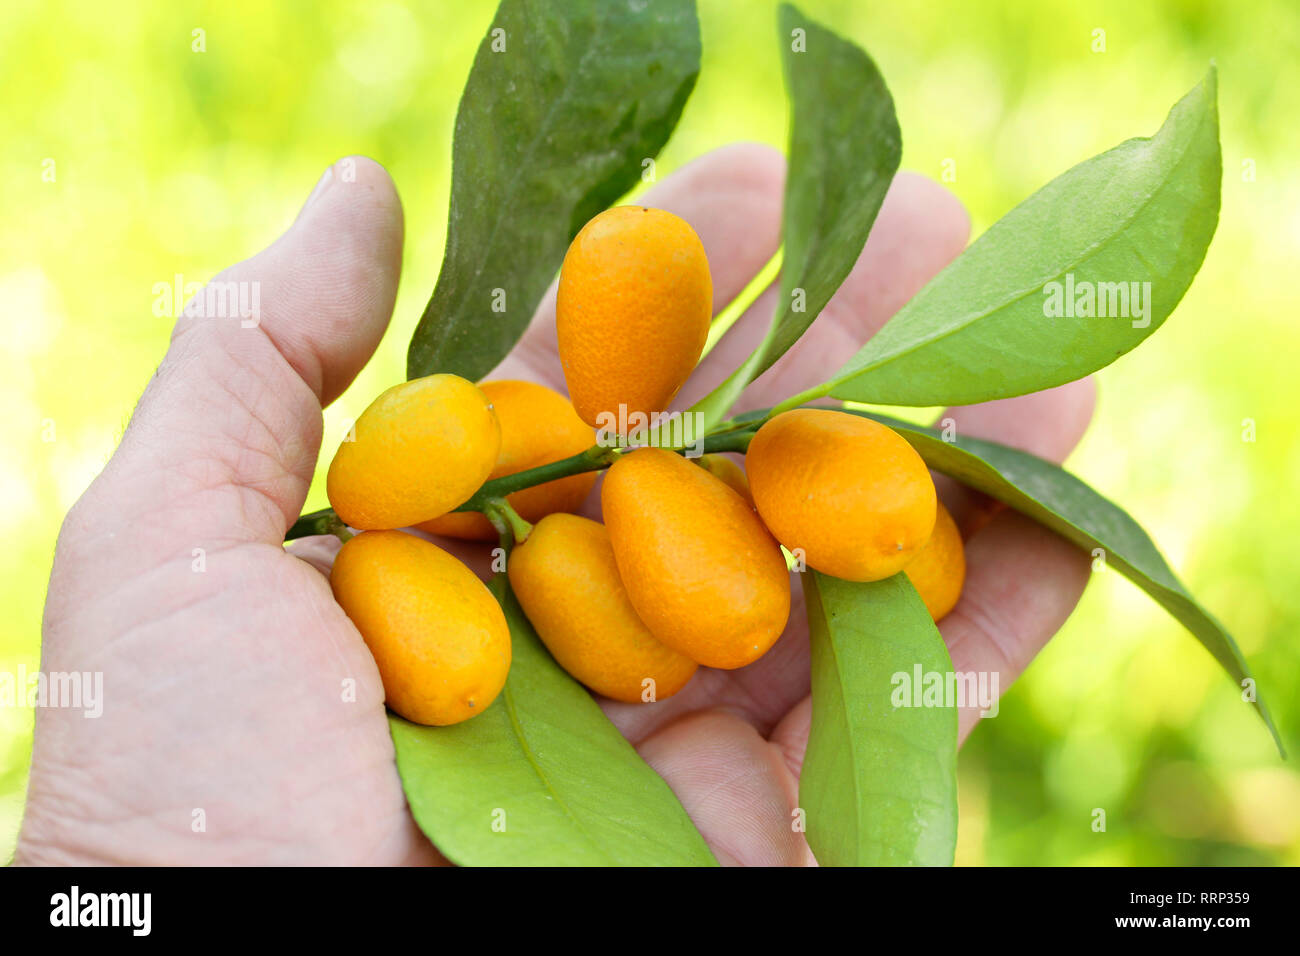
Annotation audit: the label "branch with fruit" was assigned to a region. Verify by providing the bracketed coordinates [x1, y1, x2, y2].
[284, 0, 1280, 867]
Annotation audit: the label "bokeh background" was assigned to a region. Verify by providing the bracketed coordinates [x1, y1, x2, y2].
[2, 0, 1297, 864]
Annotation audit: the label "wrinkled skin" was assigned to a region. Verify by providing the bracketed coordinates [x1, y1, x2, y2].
[17, 147, 1093, 866]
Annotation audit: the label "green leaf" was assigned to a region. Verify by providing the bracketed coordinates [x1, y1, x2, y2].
[852, 408, 1284, 755]
[688, 3, 900, 427]
[827, 69, 1221, 406]
[801, 572, 958, 866]
[407, 0, 701, 382]
[390, 576, 717, 866]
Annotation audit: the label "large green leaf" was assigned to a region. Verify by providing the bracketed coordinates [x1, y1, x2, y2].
[407, 0, 701, 382]
[801, 572, 958, 866]
[390, 577, 717, 866]
[852, 409, 1284, 754]
[688, 3, 900, 427]
[827, 69, 1221, 406]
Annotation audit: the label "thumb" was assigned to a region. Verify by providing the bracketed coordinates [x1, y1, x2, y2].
[66, 156, 402, 569]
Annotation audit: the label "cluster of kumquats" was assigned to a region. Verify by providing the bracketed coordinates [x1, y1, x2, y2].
[325, 206, 966, 726]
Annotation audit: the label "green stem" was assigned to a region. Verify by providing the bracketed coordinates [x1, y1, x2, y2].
[704, 417, 750, 437]
[282, 404, 811, 542]
[484, 497, 534, 546]
[285, 507, 352, 543]
[455, 443, 620, 513]
[453, 415, 771, 515]
[769, 382, 836, 417]
[704, 427, 757, 455]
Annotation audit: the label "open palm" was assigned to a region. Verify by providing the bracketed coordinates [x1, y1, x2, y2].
[18, 146, 1092, 866]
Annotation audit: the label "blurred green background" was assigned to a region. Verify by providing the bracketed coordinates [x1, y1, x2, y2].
[2, 0, 1297, 864]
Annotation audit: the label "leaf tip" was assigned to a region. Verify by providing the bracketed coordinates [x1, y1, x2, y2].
[1201, 62, 1219, 103]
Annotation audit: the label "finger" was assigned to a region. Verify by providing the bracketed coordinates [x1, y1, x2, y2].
[289, 526, 502, 589]
[944, 378, 1097, 462]
[678, 172, 971, 411]
[767, 516, 1092, 767]
[635, 710, 815, 866]
[491, 142, 786, 387]
[68, 157, 403, 580]
[932, 376, 1096, 740]
[941, 509, 1092, 742]
[769, 694, 812, 781]
[934, 378, 1098, 533]
[285, 534, 343, 577]
[600, 579, 812, 743]
[250, 156, 405, 407]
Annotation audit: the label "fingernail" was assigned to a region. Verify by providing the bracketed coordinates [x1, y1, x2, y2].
[304, 163, 335, 210]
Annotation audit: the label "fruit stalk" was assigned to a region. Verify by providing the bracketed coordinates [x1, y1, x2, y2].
[483, 497, 535, 546]
[285, 407, 793, 542]
[450, 422, 761, 513]
[768, 382, 834, 418]
[286, 508, 354, 542]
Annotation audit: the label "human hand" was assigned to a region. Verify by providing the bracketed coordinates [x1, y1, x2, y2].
[18, 157, 439, 865]
[17, 145, 1094, 866]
